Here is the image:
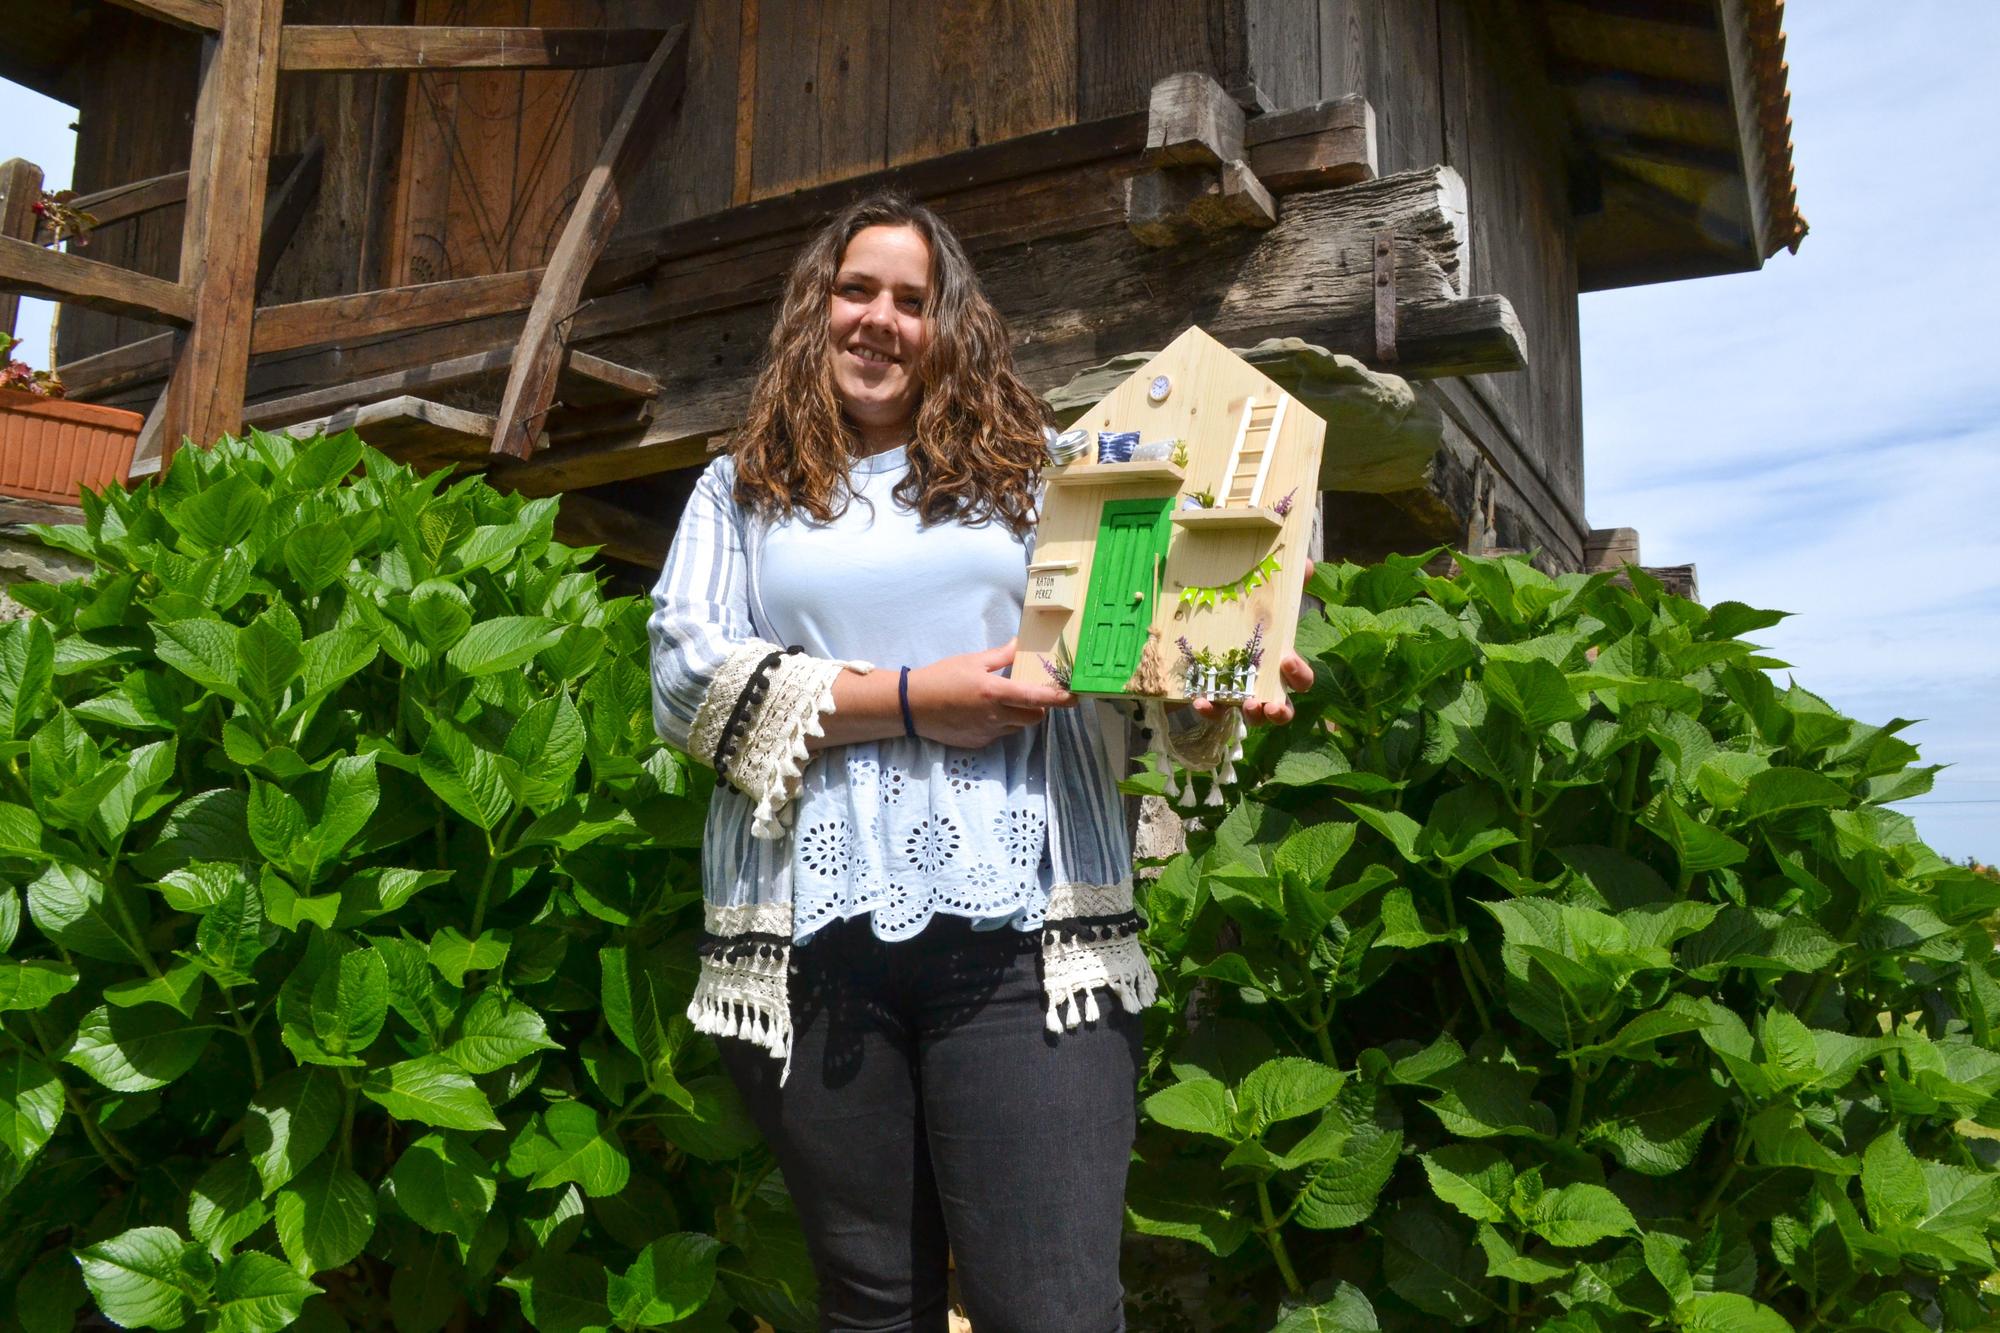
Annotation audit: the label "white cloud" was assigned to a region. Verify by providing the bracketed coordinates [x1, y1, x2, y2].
[1580, 2, 2000, 862]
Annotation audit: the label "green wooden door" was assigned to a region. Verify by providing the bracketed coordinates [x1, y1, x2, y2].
[1072, 498, 1173, 692]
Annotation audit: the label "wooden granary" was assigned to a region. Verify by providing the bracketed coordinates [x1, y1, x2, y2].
[0, 1, 1804, 581]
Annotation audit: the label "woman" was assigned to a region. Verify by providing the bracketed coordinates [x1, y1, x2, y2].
[647, 193, 1309, 1333]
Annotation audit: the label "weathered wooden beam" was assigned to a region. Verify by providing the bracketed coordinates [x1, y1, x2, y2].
[544, 491, 671, 567]
[564, 350, 659, 404]
[32, 153, 307, 243]
[488, 431, 714, 498]
[0, 234, 194, 324]
[1143, 71, 1245, 167]
[250, 269, 549, 355]
[104, 0, 221, 33]
[159, 0, 284, 457]
[281, 396, 499, 467]
[278, 25, 671, 72]
[0, 159, 44, 340]
[239, 345, 659, 429]
[256, 136, 324, 295]
[510, 165, 1517, 485]
[1244, 97, 1376, 190]
[1129, 72, 1278, 247]
[491, 25, 688, 460]
[1584, 527, 1641, 571]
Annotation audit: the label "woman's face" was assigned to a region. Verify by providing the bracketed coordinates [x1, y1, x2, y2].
[828, 224, 932, 441]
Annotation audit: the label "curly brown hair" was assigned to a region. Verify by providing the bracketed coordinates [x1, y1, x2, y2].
[731, 193, 1048, 534]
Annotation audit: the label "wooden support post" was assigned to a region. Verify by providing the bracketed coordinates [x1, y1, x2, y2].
[0, 159, 44, 342]
[490, 25, 688, 461]
[157, 0, 285, 461]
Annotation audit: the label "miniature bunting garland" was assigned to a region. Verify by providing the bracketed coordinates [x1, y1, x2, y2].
[1178, 553, 1281, 610]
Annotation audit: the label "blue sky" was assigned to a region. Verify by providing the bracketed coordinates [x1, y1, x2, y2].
[1578, 2, 2000, 864]
[2, 3, 1994, 860]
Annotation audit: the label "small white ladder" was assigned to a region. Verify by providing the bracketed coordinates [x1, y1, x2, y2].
[1220, 392, 1288, 508]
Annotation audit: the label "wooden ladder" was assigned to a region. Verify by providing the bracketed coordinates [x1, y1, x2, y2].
[1220, 392, 1288, 508]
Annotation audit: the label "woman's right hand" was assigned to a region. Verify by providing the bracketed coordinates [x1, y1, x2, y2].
[906, 639, 1075, 747]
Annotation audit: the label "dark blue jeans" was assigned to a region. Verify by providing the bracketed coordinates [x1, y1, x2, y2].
[718, 913, 1142, 1333]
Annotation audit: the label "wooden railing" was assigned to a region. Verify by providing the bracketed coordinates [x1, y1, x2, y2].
[0, 2, 685, 469]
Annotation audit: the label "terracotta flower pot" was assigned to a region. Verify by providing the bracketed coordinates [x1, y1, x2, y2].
[0, 387, 143, 505]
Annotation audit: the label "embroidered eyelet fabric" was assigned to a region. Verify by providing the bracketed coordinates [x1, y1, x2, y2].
[788, 730, 1050, 941]
[751, 443, 1052, 943]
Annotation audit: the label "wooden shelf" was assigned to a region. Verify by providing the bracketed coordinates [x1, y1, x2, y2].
[1171, 505, 1283, 532]
[1044, 459, 1185, 486]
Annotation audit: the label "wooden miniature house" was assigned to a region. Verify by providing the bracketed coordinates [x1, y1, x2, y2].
[0, 1, 1804, 589]
[1016, 326, 1323, 708]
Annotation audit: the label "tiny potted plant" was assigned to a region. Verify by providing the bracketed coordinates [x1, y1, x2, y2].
[0, 332, 144, 506]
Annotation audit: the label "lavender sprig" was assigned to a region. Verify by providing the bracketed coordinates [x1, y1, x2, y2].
[1272, 488, 1296, 518]
[1176, 636, 1198, 666]
[1246, 621, 1265, 668]
[1040, 654, 1071, 688]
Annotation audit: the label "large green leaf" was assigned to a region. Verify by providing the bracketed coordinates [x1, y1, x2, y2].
[152, 618, 248, 705]
[0, 616, 54, 739]
[211, 1251, 323, 1333]
[444, 990, 560, 1075]
[244, 1066, 344, 1195]
[195, 873, 271, 985]
[1422, 1143, 1515, 1224]
[607, 1233, 723, 1328]
[388, 1133, 496, 1243]
[1525, 1184, 1638, 1248]
[26, 862, 147, 964]
[499, 1252, 612, 1333]
[0, 1052, 63, 1164]
[418, 726, 511, 831]
[1269, 1284, 1380, 1332]
[515, 1101, 632, 1198]
[309, 945, 390, 1056]
[63, 1002, 211, 1092]
[1143, 1077, 1234, 1141]
[427, 926, 510, 987]
[283, 521, 355, 596]
[1292, 1102, 1402, 1230]
[74, 1227, 208, 1331]
[0, 957, 78, 1011]
[445, 616, 563, 677]
[1382, 1205, 1496, 1324]
[363, 1055, 502, 1131]
[1235, 1057, 1345, 1133]
[173, 473, 267, 550]
[275, 1154, 377, 1275]
[0, 800, 45, 859]
[237, 609, 303, 715]
[188, 1154, 270, 1259]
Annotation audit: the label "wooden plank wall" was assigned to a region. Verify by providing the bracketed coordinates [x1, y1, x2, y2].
[262, 0, 412, 303]
[382, 0, 650, 285]
[1248, 0, 1586, 558]
[57, 9, 200, 364]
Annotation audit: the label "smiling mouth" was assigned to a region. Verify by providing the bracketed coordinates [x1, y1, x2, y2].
[847, 345, 899, 366]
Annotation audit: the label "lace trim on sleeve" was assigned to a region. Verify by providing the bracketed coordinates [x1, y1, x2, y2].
[687, 902, 795, 1082]
[686, 639, 872, 840]
[1040, 880, 1159, 1032]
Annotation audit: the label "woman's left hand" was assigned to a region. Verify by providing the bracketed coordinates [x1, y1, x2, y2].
[1190, 650, 1314, 727]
